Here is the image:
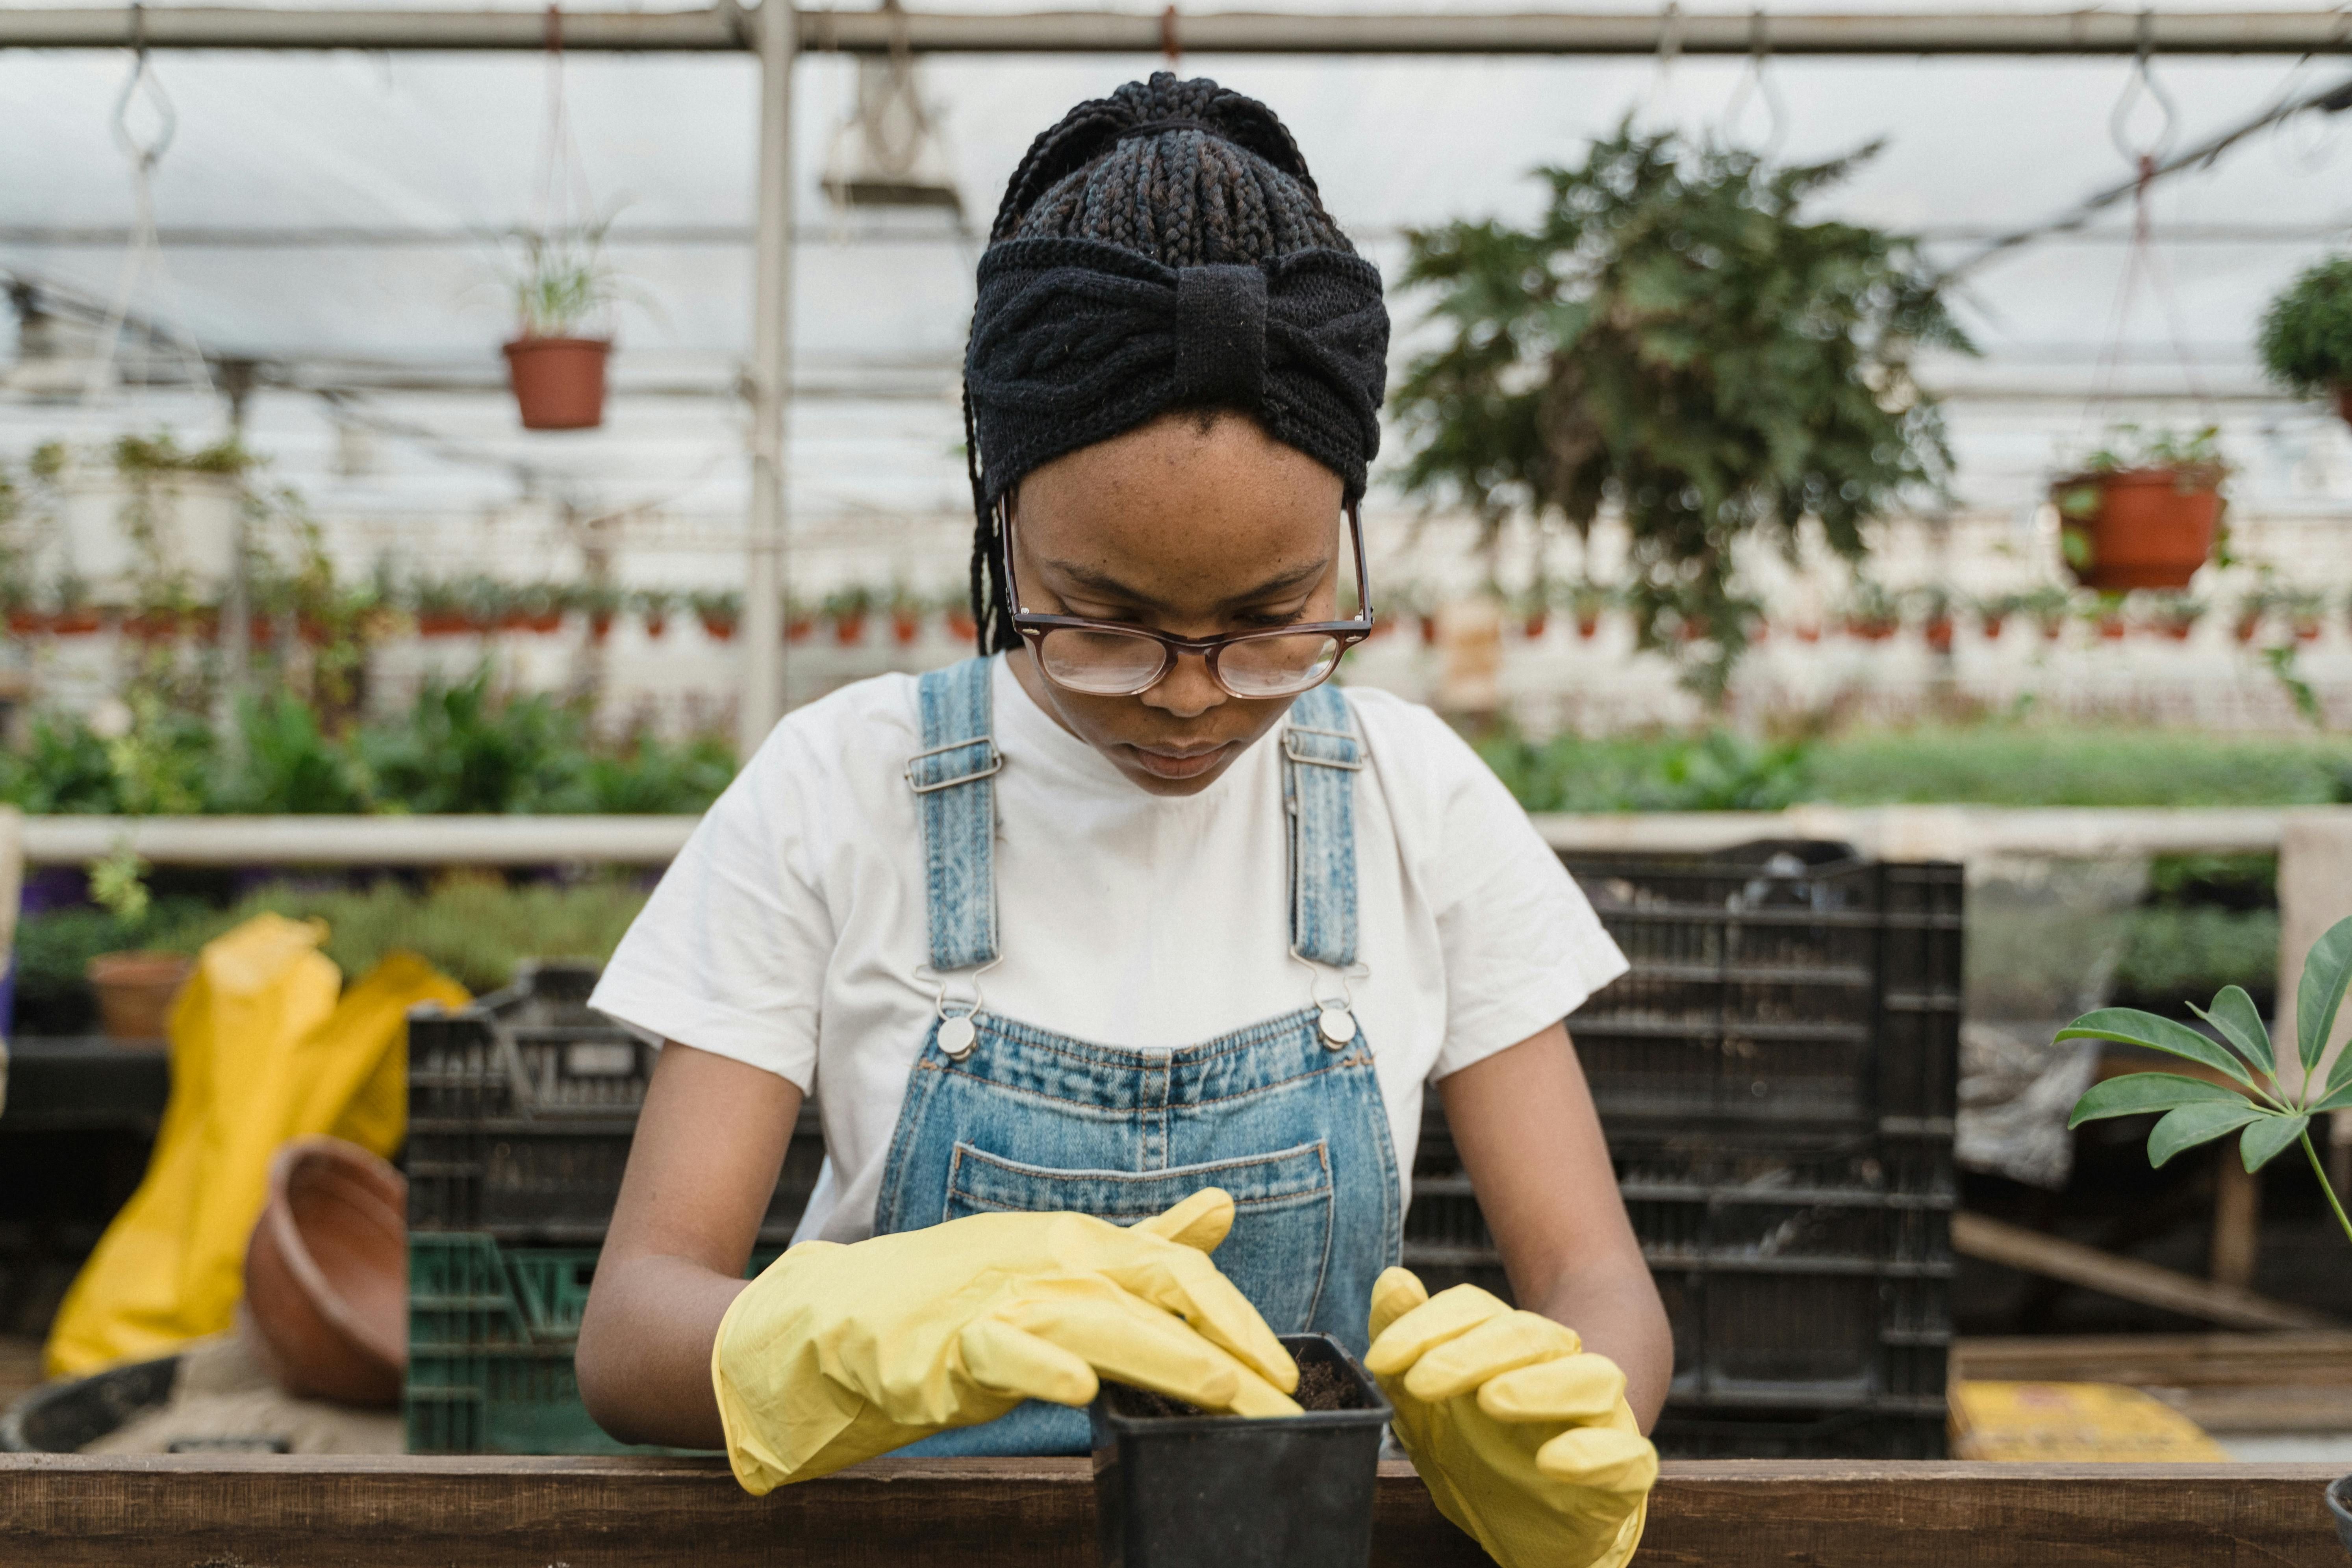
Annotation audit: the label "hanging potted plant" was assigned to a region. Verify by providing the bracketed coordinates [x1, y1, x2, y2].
[942, 591, 977, 643]
[501, 225, 619, 432]
[1393, 126, 1969, 705]
[1975, 591, 2017, 642]
[575, 583, 624, 644]
[2049, 424, 2227, 591]
[1914, 586, 1957, 654]
[2257, 255, 2352, 430]
[50, 575, 101, 637]
[785, 594, 815, 643]
[2019, 585, 2071, 643]
[1568, 580, 1611, 641]
[691, 589, 740, 642]
[2283, 587, 2327, 644]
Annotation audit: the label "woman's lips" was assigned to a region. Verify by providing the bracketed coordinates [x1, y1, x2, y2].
[1128, 741, 1232, 780]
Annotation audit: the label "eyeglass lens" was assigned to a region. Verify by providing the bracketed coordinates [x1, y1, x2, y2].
[1034, 626, 1344, 698]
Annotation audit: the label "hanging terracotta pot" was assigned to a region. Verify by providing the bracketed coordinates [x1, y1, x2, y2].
[1924, 617, 1955, 655]
[502, 337, 611, 431]
[2050, 467, 2223, 591]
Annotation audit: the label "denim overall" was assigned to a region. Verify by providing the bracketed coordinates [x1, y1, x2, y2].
[879, 656, 1402, 1457]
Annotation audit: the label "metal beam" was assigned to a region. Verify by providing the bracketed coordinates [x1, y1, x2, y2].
[737, 0, 794, 757]
[3, 6, 2350, 56]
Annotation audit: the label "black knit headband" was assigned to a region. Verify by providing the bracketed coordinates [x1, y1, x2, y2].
[963, 236, 1389, 509]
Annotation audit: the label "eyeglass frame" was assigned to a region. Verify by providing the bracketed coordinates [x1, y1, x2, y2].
[997, 498, 1378, 700]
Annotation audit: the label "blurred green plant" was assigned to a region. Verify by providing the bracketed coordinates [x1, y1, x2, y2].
[2257, 255, 2352, 398]
[1475, 725, 1815, 813]
[1392, 124, 1969, 703]
[2067, 915, 2352, 1246]
[148, 873, 649, 995]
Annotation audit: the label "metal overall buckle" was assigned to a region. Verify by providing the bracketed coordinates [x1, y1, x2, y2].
[1289, 949, 1370, 1051]
[916, 958, 1000, 1060]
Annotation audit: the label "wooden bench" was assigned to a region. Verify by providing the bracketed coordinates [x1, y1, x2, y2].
[0, 1455, 2343, 1566]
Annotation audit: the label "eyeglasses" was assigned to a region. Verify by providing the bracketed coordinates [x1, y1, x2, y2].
[1001, 502, 1376, 700]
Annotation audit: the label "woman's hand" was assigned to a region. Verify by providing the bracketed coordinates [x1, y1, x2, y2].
[1367, 1268, 1656, 1568]
[714, 1187, 1300, 1493]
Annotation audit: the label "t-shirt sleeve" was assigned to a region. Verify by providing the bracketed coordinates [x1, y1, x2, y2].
[587, 724, 835, 1091]
[1381, 705, 1628, 1081]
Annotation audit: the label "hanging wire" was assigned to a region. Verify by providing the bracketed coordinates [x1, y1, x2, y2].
[83, 3, 213, 406]
[2081, 19, 2209, 445]
[1637, 1, 1684, 133]
[1720, 8, 1789, 158]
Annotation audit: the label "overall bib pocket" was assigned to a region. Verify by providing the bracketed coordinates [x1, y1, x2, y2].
[945, 1139, 1336, 1333]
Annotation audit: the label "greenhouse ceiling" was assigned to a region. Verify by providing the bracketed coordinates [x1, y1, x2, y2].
[4, 0, 2351, 547]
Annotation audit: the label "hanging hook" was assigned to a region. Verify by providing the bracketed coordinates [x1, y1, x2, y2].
[1161, 4, 1181, 66]
[2108, 9, 2181, 167]
[1639, 0, 1683, 130]
[1721, 8, 1789, 157]
[111, 4, 176, 174]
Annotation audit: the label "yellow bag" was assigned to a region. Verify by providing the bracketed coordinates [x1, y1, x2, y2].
[43, 913, 467, 1377]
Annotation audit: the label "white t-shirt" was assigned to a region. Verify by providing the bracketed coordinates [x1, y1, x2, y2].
[589, 657, 1627, 1243]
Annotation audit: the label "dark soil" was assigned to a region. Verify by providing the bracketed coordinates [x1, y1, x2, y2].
[1114, 1354, 1366, 1419]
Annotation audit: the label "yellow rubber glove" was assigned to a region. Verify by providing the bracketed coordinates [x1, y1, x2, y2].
[1366, 1268, 1656, 1568]
[713, 1188, 1302, 1492]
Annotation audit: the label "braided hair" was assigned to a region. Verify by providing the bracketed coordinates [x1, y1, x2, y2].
[962, 73, 1377, 654]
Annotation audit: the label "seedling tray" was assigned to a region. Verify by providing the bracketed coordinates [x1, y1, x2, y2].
[1090, 1333, 1390, 1568]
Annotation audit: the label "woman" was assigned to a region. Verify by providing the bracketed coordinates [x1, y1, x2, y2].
[576, 74, 1669, 1568]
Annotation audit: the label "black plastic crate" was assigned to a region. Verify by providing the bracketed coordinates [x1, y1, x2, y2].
[1405, 1106, 1951, 1450]
[405, 961, 823, 1244]
[1557, 844, 1962, 1132]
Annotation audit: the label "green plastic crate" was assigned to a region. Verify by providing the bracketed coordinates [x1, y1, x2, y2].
[408, 1233, 780, 1455]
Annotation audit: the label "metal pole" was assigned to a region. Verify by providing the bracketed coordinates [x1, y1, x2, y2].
[4, 6, 2352, 56]
[738, 0, 793, 758]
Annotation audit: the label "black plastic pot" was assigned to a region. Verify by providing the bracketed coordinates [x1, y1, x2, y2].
[2327, 1475, 2352, 1557]
[0, 1353, 178, 1452]
[1090, 1333, 1391, 1568]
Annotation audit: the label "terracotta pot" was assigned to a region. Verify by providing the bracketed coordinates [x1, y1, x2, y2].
[589, 612, 615, 644]
[416, 611, 470, 637]
[2158, 622, 2196, 641]
[786, 616, 813, 643]
[945, 610, 977, 642]
[1846, 620, 1898, 642]
[834, 612, 867, 647]
[643, 614, 667, 639]
[2097, 617, 2127, 641]
[6, 609, 45, 636]
[1418, 617, 1439, 648]
[1793, 623, 1822, 643]
[502, 337, 610, 431]
[51, 609, 102, 636]
[2051, 467, 2222, 591]
[1924, 618, 1955, 655]
[2234, 615, 2262, 645]
[1575, 615, 1600, 640]
[1522, 612, 1549, 639]
[1980, 614, 2007, 641]
[700, 613, 737, 642]
[85, 951, 194, 1042]
[2335, 385, 2352, 431]
[891, 610, 920, 647]
[243, 1136, 407, 1408]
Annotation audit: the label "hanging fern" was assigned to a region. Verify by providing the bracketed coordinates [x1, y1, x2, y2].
[1393, 124, 1973, 702]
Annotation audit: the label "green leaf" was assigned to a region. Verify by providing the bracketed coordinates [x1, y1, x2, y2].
[2241, 1114, 2309, 1172]
[2189, 985, 2275, 1078]
[2055, 1008, 2255, 1090]
[2069, 1072, 2249, 1128]
[2310, 1079, 2352, 1114]
[2297, 916, 2352, 1081]
[2147, 1102, 2267, 1167]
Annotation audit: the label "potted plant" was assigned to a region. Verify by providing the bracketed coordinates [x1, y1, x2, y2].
[1393, 126, 1969, 704]
[573, 584, 624, 644]
[1567, 581, 1612, 641]
[2017, 585, 2071, 643]
[1837, 579, 1902, 641]
[2283, 587, 2328, 643]
[629, 588, 673, 639]
[412, 578, 471, 638]
[500, 224, 620, 432]
[691, 589, 740, 642]
[1090, 1334, 1391, 1568]
[1975, 591, 2019, 641]
[942, 591, 977, 644]
[2049, 425, 2227, 591]
[2142, 591, 2203, 641]
[887, 583, 924, 647]
[825, 585, 874, 647]
[2085, 592, 2128, 642]
[2257, 255, 2352, 429]
[1913, 586, 1957, 654]
[2232, 587, 2273, 646]
[2067, 916, 2352, 1534]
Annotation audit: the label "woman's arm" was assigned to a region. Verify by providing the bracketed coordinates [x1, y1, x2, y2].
[1436, 1022, 1672, 1430]
[576, 1040, 801, 1449]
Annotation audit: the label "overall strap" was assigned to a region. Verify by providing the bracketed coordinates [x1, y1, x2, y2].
[1282, 682, 1364, 968]
[906, 657, 1001, 971]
